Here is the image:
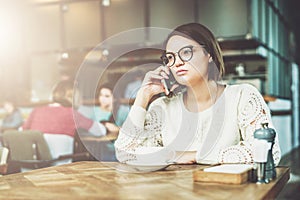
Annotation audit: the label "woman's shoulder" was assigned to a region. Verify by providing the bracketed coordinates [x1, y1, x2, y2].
[225, 83, 266, 108]
[225, 83, 261, 96]
[221, 84, 264, 106]
[226, 83, 258, 90]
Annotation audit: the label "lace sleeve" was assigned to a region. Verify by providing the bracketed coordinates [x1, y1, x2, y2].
[114, 104, 164, 163]
[218, 84, 281, 165]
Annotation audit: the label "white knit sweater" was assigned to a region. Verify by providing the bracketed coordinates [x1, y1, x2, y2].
[114, 84, 281, 165]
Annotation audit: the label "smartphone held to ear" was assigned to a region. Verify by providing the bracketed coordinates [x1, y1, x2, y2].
[161, 72, 177, 96]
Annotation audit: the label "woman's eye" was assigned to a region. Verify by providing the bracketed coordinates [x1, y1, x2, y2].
[167, 55, 172, 59]
[182, 49, 192, 55]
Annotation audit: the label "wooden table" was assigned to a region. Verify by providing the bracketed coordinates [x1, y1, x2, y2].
[80, 133, 118, 142]
[0, 161, 289, 200]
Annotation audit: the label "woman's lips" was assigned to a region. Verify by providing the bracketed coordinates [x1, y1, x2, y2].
[176, 69, 188, 76]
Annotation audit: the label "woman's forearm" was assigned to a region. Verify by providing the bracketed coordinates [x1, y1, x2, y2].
[133, 88, 152, 109]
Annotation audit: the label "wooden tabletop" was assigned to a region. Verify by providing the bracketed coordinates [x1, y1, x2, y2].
[78, 132, 118, 142]
[79, 133, 118, 142]
[0, 161, 289, 200]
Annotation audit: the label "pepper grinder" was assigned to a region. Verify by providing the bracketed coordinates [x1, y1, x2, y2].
[253, 139, 269, 184]
[254, 123, 276, 182]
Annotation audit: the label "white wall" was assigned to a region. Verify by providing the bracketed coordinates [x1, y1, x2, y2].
[269, 99, 293, 156]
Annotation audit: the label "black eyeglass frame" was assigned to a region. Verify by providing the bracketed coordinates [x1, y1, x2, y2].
[160, 45, 195, 67]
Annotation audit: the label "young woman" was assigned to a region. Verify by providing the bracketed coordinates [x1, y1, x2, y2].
[91, 83, 120, 133]
[114, 23, 281, 165]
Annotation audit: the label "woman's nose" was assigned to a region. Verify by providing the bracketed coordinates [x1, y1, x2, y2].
[173, 54, 184, 67]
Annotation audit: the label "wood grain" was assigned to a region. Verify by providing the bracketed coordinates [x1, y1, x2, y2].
[0, 162, 289, 200]
[193, 168, 250, 184]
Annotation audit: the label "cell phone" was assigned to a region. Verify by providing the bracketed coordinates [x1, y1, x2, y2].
[160, 55, 177, 97]
[161, 70, 177, 95]
[160, 55, 178, 97]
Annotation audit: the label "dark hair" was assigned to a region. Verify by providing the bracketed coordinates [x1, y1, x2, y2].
[96, 83, 118, 123]
[164, 23, 224, 81]
[96, 83, 114, 99]
[52, 80, 75, 107]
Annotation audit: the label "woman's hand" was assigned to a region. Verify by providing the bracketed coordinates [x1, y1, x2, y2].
[103, 122, 119, 133]
[134, 65, 170, 109]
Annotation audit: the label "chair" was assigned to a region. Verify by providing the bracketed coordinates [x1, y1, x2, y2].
[0, 147, 9, 175]
[0, 147, 9, 165]
[43, 133, 74, 165]
[74, 128, 116, 162]
[2, 130, 88, 174]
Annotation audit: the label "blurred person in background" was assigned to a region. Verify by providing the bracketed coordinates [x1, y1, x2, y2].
[22, 80, 106, 137]
[92, 83, 120, 133]
[0, 98, 23, 133]
[80, 82, 127, 161]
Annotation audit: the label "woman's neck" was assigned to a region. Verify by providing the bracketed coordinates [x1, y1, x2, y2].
[100, 105, 112, 112]
[184, 80, 219, 112]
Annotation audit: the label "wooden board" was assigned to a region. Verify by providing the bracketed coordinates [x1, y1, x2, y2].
[193, 164, 253, 184]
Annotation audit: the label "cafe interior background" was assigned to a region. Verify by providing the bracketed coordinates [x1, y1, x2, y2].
[0, 0, 300, 179]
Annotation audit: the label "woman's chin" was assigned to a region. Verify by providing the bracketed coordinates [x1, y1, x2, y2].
[176, 77, 193, 87]
[175, 76, 188, 85]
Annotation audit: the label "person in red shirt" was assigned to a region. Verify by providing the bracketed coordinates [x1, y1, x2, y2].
[23, 80, 106, 137]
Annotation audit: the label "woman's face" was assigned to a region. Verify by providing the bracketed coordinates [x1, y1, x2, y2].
[3, 102, 14, 113]
[166, 35, 211, 86]
[98, 88, 113, 108]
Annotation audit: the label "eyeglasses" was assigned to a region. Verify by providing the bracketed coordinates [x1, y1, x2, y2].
[161, 45, 194, 67]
